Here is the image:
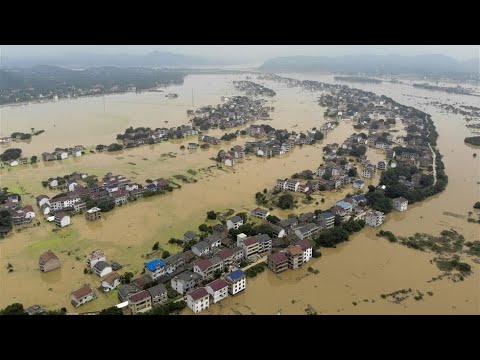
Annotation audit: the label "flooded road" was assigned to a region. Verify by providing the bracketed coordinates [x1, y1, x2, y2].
[1, 73, 479, 314]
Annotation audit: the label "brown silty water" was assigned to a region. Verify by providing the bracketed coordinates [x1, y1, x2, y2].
[1, 73, 479, 314]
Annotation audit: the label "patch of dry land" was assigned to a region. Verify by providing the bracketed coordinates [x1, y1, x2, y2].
[1, 73, 480, 314]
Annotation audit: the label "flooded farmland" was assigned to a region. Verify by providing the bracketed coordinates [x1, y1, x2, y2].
[1, 73, 479, 314]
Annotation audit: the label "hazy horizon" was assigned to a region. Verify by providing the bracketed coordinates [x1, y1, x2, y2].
[1, 45, 479, 63]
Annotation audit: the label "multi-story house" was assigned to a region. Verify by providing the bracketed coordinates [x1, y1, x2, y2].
[296, 239, 313, 263]
[225, 270, 247, 295]
[365, 210, 386, 227]
[128, 290, 152, 314]
[39, 251, 61, 272]
[250, 207, 269, 220]
[226, 215, 244, 230]
[86, 249, 106, 268]
[147, 284, 168, 307]
[294, 223, 321, 240]
[205, 278, 229, 304]
[287, 245, 304, 269]
[316, 212, 335, 229]
[171, 271, 202, 295]
[70, 286, 97, 308]
[145, 259, 166, 281]
[187, 287, 210, 313]
[268, 252, 289, 274]
[393, 197, 408, 212]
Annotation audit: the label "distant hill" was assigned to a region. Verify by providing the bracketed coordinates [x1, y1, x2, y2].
[259, 54, 479, 76]
[0, 50, 229, 69]
[0, 66, 186, 91]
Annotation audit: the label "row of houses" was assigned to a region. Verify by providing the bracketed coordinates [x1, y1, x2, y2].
[42, 145, 85, 162]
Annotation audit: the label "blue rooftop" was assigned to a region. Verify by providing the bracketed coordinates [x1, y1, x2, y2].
[354, 179, 364, 184]
[336, 201, 352, 209]
[146, 184, 157, 190]
[227, 270, 245, 281]
[145, 259, 165, 271]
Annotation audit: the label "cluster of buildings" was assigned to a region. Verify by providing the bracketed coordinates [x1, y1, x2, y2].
[42, 145, 85, 162]
[36, 171, 171, 226]
[267, 239, 313, 274]
[117, 125, 198, 148]
[192, 96, 272, 131]
[0, 193, 36, 226]
[69, 249, 123, 308]
[233, 80, 276, 97]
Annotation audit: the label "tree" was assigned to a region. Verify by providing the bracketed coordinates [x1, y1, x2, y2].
[263, 188, 268, 194]
[152, 242, 159, 251]
[30, 155, 38, 164]
[385, 183, 408, 199]
[0, 148, 22, 162]
[348, 168, 357, 177]
[315, 227, 349, 248]
[0, 303, 27, 315]
[199, 223, 209, 233]
[474, 202, 480, 209]
[313, 131, 324, 141]
[254, 223, 274, 237]
[97, 199, 115, 212]
[162, 251, 170, 259]
[206, 211, 217, 220]
[266, 215, 281, 224]
[120, 272, 134, 284]
[277, 193, 294, 210]
[368, 185, 376, 193]
[334, 214, 342, 227]
[366, 192, 393, 214]
[322, 172, 332, 181]
[99, 306, 123, 315]
[240, 130, 247, 136]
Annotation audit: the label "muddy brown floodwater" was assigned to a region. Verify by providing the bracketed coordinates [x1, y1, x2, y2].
[1, 73, 479, 314]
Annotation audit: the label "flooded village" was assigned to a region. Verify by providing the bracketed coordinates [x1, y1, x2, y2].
[1, 72, 479, 315]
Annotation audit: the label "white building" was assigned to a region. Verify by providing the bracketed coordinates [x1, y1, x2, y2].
[101, 272, 121, 292]
[226, 215, 243, 230]
[70, 286, 96, 308]
[54, 212, 71, 227]
[86, 249, 106, 268]
[187, 287, 210, 313]
[393, 197, 408, 212]
[365, 210, 385, 227]
[225, 270, 247, 295]
[205, 278, 229, 304]
[296, 239, 313, 263]
[92, 261, 113, 278]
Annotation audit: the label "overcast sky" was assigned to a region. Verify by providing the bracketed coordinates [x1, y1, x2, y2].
[1, 45, 478, 62]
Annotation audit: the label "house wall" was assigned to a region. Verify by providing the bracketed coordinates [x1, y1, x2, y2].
[131, 297, 153, 314]
[40, 259, 61, 272]
[228, 278, 246, 295]
[207, 287, 228, 303]
[187, 296, 209, 313]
